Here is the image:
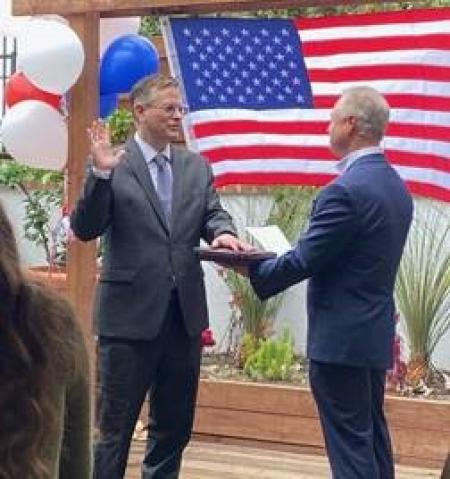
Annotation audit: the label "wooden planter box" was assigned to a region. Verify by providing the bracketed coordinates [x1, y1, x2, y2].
[26, 266, 69, 295]
[27, 269, 450, 469]
[194, 379, 450, 469]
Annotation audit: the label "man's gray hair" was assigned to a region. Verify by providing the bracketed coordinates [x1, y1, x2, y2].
[339, 86, 390, 142]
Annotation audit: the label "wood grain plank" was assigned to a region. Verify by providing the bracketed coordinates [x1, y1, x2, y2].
[12, 0, 403, 16]
[126, 440, 441, 478]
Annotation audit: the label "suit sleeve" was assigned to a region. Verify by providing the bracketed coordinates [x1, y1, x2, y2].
[70, 166, 114, 241]
[249, 182, 359, 300]
[201, 161, 237, 243]
[59, 322, 91, 479]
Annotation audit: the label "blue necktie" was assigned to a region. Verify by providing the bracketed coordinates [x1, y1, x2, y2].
[153, 154, 173, 225]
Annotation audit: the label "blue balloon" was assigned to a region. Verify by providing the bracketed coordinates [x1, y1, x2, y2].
[99, 93, 118, 118]
[100, 34, 160, 95]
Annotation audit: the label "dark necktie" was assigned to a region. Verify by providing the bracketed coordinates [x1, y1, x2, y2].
[153, 153, 173, 224]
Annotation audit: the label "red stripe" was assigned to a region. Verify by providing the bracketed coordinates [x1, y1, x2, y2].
[203, 145, 334, 162]
[193, 119, 450, 144]
[193, 120, 327, 137]
[387, 150, 450, 173]
[302, 34, 450, 57]
[214, 172, 334, 188]
[313, 94, 450, 112]
[309, 64, 450, 83]
[295, 8, 450, 30]
[215, 173, 450, 202]
[201, 144, 450, 174]
[387, 123, 450, 144]
[406, 181, 450, 202]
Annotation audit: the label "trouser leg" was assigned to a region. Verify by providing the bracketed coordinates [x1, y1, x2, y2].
[371, 369, 394, 479]
[94, 337, 155, 479]
[142, 294, 202, 479]
[309, 360, 379, 479]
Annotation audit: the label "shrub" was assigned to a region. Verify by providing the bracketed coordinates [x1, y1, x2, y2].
[244, 330, 295, 381]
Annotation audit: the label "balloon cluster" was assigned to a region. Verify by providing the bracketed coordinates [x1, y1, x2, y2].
[99, 33, 160, 118]
[0, 17, 160, 169]
[1, 18, 84, 170]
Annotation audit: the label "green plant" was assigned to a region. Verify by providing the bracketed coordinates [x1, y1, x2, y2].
[222, 186, 316, 350]
[107, 107, 134, 145]
[236, 333, 260, 368]
[395, 201, 450, 385]
[0, 159, 63, 263]
[244, 329, 295, 381]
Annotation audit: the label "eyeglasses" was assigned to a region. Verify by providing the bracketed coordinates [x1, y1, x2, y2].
[145, 104, 189, 116]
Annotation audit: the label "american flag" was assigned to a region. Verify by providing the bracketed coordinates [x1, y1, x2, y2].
[162, 8, 450, 202]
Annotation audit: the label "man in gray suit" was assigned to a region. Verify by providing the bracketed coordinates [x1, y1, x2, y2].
[71, 73, 249, 478]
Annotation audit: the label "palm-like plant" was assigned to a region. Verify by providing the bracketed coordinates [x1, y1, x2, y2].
[220, 186, 316, 363]
[395, 201, 450, 385]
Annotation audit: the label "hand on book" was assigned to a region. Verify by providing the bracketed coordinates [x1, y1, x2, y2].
[211, 233, 254, 252]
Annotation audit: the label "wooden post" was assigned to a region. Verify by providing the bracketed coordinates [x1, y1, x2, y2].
[66, 13, 99, 340]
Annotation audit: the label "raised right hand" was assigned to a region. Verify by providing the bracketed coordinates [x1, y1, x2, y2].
[88, 120, 125, 170]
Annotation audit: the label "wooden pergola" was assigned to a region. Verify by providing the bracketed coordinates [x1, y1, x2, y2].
[12, 0, 399, 333]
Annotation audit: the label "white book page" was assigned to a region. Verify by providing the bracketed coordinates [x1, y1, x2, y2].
[246, 225, 291, 256]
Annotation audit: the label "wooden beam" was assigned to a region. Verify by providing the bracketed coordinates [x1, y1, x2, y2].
[66, 12, 99, 340]
[13, 0, 401, 17]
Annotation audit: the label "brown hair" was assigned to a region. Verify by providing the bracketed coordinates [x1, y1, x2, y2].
[129, 73, 180, 108]
[0, 202, 86, 478]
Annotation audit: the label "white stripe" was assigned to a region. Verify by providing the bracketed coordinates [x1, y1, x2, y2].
[393, 164, 450, 189]
[304, 49, 450, 69]
[188, 108, 314, 123]
[311, 79, 450, 98]
[212, 159, 450, 189]
[391, 109, 450, 128]
[212, 159, 337, 175]
[194, 132, 450, 159]
[196, 133, 330, 150]
[211, 159, 449, 190]
[385, 136, 450, 160]
[299, 19, 450, 42]
[189, 108, 450, 128]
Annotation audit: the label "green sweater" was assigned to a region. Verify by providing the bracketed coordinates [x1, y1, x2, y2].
[48, 349, 92, 479]
[35, 284, 92, 479]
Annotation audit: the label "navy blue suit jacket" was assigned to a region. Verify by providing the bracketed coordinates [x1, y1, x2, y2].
[250, 153, 413, 369]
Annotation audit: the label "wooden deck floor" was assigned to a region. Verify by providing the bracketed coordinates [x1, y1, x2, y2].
[126, 440, 441, 478]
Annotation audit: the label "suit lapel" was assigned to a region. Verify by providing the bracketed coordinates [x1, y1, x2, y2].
[169, 145, 185, 232]
[124, 138, 169, 234]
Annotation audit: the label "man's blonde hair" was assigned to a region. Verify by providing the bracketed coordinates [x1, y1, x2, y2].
[129, 73, 180, 107]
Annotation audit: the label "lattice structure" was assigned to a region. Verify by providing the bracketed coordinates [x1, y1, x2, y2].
[0, 35, 17, 155]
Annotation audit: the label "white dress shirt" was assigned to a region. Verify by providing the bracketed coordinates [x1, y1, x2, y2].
[336, 146, 384, 174]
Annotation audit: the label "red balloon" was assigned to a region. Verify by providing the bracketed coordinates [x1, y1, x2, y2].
[5, 72, 62, 110]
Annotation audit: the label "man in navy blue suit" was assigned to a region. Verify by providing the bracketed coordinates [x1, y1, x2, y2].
[246, 86, 413, 478]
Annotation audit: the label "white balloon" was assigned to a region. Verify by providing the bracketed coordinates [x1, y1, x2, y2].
[18, 19, 85, 94]
[1, 100, 67, 170]
[100, 17, 141, 57]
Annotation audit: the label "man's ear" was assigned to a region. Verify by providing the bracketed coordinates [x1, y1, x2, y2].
[134, 104, 145, 119]
[347, 116, 358, 135]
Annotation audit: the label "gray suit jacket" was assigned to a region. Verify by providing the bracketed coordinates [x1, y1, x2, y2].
[70, 138, 236, 339]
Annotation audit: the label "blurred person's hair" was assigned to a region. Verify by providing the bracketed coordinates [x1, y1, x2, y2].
[0, 202, 87, 478]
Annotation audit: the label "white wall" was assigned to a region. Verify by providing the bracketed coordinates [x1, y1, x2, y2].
[0, 185, 48, 265]
[2, 186, 448, 369]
